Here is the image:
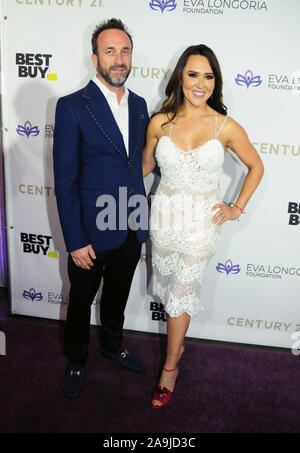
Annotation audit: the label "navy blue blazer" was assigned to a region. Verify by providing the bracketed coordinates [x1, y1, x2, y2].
[53, 80, 149, 252]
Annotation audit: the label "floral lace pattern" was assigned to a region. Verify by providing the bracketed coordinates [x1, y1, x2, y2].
[150, 135, 224, 318]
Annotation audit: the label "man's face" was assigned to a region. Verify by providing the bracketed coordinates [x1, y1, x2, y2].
[92, 28, 132, 88]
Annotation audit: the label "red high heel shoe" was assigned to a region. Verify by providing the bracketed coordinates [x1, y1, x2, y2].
[151, 367, 177, 409]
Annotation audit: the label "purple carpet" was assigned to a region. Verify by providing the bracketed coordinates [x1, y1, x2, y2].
[1, 315, 300, 433]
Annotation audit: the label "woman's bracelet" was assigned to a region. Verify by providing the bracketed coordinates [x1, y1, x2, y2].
[229, 202, 246, 214]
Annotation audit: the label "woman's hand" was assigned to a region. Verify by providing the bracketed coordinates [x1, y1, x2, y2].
[211, 203, 241, 225]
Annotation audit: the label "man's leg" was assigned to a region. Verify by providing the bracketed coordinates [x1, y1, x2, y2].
[100, 230, 142, 354]
[65, 253, 104, 366]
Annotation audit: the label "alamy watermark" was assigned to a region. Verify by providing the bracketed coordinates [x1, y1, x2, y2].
[95, 187, 220, 231]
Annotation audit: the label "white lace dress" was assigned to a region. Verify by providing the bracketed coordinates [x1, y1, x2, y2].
[150, 113, 226, 318]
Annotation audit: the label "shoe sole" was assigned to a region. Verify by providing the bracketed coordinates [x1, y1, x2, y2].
[63, 384, 83, 399]
[64, 390, 82, 400]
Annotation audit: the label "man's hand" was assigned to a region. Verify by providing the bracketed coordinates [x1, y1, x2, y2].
[70, 244, 96, 270]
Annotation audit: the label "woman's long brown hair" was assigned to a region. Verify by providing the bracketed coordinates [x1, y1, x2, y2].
[156, 44, 227, 126]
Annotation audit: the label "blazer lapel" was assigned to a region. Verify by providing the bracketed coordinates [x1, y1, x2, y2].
[83, 80, 128, 162]
[128, 90, 143, 163]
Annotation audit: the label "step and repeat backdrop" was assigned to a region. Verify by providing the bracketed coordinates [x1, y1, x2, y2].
[0, 0, 299, 348]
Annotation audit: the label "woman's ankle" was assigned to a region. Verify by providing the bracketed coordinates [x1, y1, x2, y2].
[165, 345, 184, 369]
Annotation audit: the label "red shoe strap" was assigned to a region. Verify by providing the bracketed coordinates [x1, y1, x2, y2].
[163, 367, 177, 372]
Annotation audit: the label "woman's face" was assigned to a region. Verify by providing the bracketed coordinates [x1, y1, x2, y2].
[181, 55, 215, 109]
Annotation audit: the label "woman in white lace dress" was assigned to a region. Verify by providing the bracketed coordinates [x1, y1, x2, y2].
[142, 45, 264, 408]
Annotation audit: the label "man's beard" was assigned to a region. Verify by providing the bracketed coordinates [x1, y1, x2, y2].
[97, 60, 131, 88]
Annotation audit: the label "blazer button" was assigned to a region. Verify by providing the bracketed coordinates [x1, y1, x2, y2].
[127, 188, 134, 195]
[128, 163, 133, 169]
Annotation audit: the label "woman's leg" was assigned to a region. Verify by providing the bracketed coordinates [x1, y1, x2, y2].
[152, 312, 190, 406]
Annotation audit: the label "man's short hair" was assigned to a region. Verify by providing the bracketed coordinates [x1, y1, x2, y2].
[91, 18, 133, 55]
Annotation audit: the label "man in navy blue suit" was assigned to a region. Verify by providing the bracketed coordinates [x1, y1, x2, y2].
[53, 18, 149, 399]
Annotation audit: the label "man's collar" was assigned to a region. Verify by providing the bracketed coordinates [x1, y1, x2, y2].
[92, 75, 128, 101]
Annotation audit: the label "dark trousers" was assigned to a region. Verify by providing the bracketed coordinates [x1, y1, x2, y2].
[65, 230, 142, 366]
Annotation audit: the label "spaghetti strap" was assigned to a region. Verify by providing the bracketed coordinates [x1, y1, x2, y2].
[214, 112, 218, 139]
[216, 115, 227, 138]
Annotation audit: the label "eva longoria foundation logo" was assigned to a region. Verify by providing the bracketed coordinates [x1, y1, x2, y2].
[235, 70, 262, 88]
[45, 124, 54, 139]
[149, 0, 177, 13]
[216, 259, 241, 275]
[16, 121, 40, 138]
[23, 288, 43, 302]
[268, 72, 300, 94]
[182, 0, 268, 15]
[246, 264, 300, 279]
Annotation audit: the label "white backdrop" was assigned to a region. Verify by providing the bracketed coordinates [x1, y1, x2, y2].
[0, 0, 299, 348]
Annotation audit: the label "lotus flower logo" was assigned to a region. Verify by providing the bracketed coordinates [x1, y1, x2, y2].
[23, 288, 43, 301]
[216, 259, 241, 276]
[16, 121, 40, 138]
[235, 70, 262, 88]
[149, 0, 177, 13]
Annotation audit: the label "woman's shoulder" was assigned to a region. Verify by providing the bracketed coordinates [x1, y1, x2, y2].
[150, 112, 170, 125]
[148, 112, 172, 136]
[150, 112, 167, 123]
[210, 109, 236, 131]
[220, 115, 244, 133]
[214, 113, 248, 143]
